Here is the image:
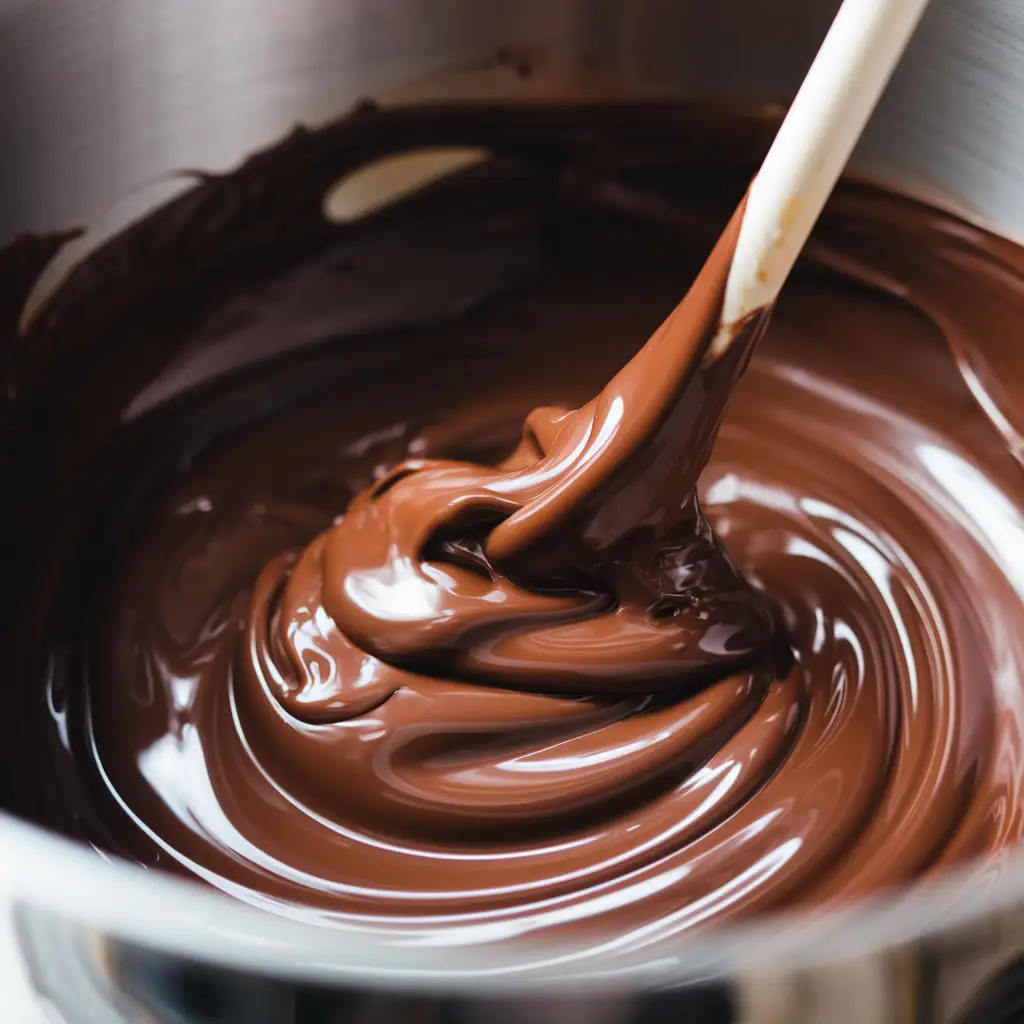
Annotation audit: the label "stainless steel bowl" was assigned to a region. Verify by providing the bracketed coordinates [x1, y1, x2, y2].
[3, 2, 1024, 1020]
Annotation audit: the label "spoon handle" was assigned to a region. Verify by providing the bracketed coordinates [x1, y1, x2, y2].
[710, 0, 931, 357]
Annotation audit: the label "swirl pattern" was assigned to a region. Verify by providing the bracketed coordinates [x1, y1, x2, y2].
[77, 123, 1024, 948]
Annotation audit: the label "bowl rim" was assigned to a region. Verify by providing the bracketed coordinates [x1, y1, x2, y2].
[1, 772, 1020, 994]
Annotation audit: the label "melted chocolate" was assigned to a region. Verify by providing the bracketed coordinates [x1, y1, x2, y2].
[4, 103, 1024, 948]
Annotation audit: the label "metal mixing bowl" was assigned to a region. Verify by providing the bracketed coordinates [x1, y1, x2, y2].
[2, 2, 1024, 1020]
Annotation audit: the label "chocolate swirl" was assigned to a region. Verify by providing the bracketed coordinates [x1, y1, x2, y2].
[235, 199, 782, 887]
[249, 201, 770, 709]
[17, 105, 1024, 947]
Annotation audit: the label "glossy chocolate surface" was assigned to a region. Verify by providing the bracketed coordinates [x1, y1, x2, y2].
[3, 104, 1024, 947]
